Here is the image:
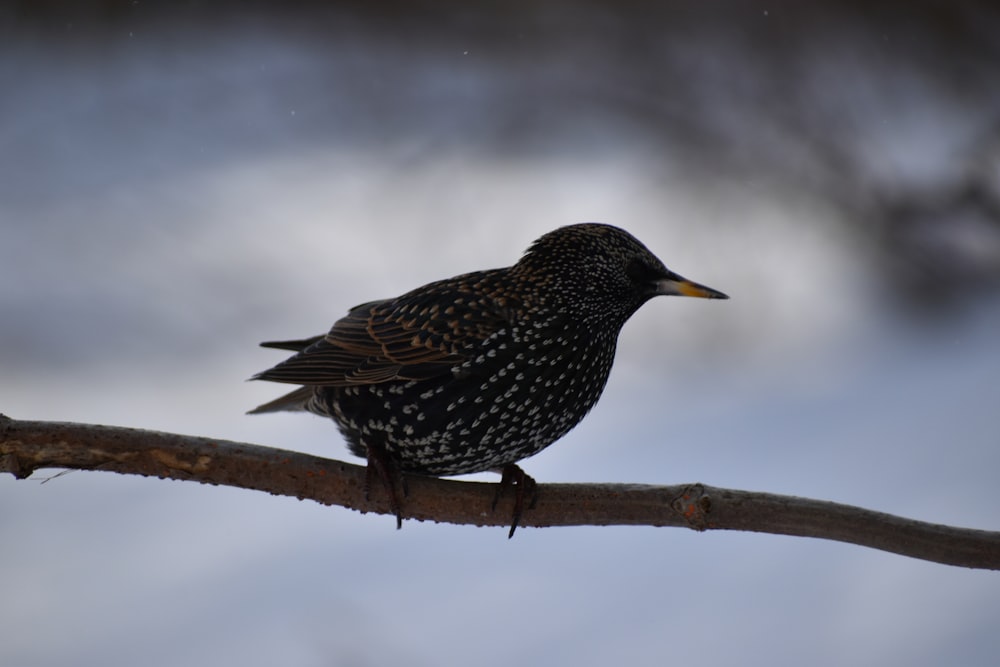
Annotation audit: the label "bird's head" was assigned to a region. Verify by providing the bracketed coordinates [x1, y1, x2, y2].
[514, 223, 728, 324]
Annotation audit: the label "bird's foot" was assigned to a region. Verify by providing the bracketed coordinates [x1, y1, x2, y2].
[492, 464, 538, 538]
[364, 445, 407, 529]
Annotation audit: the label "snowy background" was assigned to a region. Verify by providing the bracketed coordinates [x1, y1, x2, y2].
[3, 3, 1000, 666]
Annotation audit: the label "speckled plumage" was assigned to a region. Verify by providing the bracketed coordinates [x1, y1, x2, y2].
[250, 223, 727, 530]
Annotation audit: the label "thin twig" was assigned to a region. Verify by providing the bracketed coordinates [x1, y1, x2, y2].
[2, 414, 998, 569]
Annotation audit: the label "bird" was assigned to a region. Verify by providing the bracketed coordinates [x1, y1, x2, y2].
[249, 223, 728, 536]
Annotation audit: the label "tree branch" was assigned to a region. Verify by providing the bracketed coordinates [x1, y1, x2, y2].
[2, 414, 998, 569]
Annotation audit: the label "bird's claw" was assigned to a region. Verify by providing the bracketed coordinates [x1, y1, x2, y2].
[492, 464, 538, 538]
[365, 444, 407, 529]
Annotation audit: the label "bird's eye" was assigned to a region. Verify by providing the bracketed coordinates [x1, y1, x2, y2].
[625, 258, 652, 284]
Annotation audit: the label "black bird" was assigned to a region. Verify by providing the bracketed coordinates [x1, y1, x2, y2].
[250, 223, 728, 535]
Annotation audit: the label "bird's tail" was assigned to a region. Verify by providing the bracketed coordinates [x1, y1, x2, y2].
[247, 386, 313, 414]
[258, 335, 324, 352]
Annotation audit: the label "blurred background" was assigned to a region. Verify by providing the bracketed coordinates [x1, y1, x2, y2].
[2, 1, 999, 665]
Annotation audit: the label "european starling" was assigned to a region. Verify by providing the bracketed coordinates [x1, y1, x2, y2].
[250, 223, 728, 535]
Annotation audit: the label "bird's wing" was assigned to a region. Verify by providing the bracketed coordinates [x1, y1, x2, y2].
[252, 274, 516, 387]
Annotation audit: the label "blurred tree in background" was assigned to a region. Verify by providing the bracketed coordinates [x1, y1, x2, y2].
[4, 0, 999, 310]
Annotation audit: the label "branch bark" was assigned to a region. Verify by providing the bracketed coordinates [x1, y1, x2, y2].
[2, 414, 998, 569]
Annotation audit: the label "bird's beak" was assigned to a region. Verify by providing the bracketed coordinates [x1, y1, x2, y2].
[654, 271, 729, 300]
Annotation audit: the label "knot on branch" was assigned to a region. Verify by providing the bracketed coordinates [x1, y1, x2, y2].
[672, 483, 712, 531]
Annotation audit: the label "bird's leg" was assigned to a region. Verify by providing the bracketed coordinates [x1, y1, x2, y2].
[364, 442, 407, 529]
[492, 463, 538, 538]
